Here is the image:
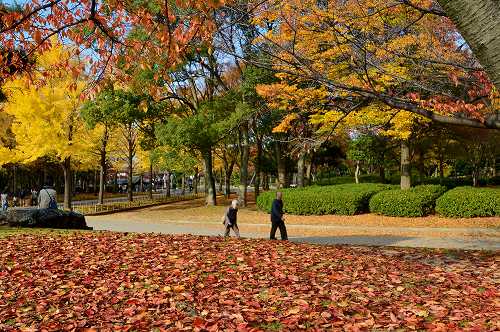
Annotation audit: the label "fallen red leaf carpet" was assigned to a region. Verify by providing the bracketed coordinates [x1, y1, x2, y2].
[0, 233, 498, 331]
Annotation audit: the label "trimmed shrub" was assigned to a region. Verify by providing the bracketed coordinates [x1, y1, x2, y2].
[256, 183, 396, 216]
[314, 175, 384, 186]
[369, 185, 448, 217]
[435, 187, 500, 218]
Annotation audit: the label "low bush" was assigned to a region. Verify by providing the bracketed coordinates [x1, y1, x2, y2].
[435, 187, 500, 218]
[369, 185, 448, 217]
[256, 183, 396, 216]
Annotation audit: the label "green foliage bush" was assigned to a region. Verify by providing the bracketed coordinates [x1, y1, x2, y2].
[256, 183, 396, 216]
[369, 185, 448, 217]
[435, 187, 500, 218]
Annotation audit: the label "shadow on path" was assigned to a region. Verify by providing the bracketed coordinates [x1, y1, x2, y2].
[291, 235, 500, 250]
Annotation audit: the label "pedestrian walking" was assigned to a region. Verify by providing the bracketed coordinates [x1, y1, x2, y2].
[270, 191, 288, 240]
[222, 199, 240, 238]
[31, 189, 38, 207]
[38, 183, 58, 209]
[1, 192, 8, 211]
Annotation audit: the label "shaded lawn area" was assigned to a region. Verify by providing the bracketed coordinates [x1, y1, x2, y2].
[0, 232, 498, 331]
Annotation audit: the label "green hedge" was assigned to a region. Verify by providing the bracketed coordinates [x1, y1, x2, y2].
[256, 183, 396, 216]
[435, 187, 500, 218]
[369, 185, 448, 217]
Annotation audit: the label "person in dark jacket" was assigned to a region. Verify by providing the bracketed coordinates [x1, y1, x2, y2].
[223, 199, 240, 238]
[270, 191, 288, 240]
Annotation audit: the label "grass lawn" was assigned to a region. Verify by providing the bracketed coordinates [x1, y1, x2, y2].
[0, 231, 497, 330]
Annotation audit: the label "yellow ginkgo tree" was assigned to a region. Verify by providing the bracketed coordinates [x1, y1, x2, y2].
[2, 44, 88, 209]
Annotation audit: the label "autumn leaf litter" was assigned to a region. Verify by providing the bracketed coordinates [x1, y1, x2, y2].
[0, 233, 498, 331]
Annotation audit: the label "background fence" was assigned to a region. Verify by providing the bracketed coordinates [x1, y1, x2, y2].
[71, 192, 205, 215]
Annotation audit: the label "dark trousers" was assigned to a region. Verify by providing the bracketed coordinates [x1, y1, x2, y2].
[270, 220, 288, 240]
[224, 223, 240, 238]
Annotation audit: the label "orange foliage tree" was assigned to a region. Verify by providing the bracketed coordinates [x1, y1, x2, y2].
[249, 0, 499, 130]
[0, 0, 224, 89]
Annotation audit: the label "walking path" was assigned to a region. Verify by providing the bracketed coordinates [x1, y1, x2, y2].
[87, 216, 500, 250]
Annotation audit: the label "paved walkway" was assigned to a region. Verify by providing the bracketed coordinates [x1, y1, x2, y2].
[87, 217, 500, 251]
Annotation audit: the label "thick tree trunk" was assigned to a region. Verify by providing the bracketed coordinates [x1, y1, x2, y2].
[127, 152, 133, 202]
[193, 168, 198, 194]
[355, 160, 360, 184]
[218, 168, 223, 193]
[264, 173, 270, 190]
[305, 162, 312, 186]
[416, 149, 425, 183]
[166, 172, 171, 197]
[224, 166, 233, 198]
[400, 140, 411, 190]
[276, 143, 287, 189]
[297, 151, 305, 188]
[62, 157, 72, 210]
[437, 0, 500, 90]
[113, 172, 117, 193]
[98, 161, 106, 205]
[97, 134, 108, 201]
[254, 137, 262, 198]
[181, 174, 186, 195]
[203, 149, 217, 206]
[239, 122, 249, 207]
[472, 168, 479, 187]
[379, 165, 386, 184]
[438, 152, 445, 179]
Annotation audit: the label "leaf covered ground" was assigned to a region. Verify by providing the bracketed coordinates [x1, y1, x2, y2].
[0, 233, 498, 331]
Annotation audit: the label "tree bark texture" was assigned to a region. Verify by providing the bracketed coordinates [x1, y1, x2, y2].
[276, 143, 287, 189]
[203, 149, 217, 206]
[297, 151, 306, 188]
[400, 140, 411, 190]
[437, 0, 500, 89]
[239, 122, 249, 207]
[62, 157, 72, 210]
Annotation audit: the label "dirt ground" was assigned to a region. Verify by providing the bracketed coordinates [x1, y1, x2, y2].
[131, 194, 500, 228]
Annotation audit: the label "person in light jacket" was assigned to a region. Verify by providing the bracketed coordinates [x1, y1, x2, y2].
[1, 192, 8, 211]
[38, 184, 57, 209]
[223, 199, 240, 238]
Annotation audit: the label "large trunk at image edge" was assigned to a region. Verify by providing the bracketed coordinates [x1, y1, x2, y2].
[62, 157, 72, 210]
[437, 0, 500, 90]
[203, 149, 217, 206]
[297, 150, 306, 188]
[239, 122, 249, 207]
[400, 140, 411, 190]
